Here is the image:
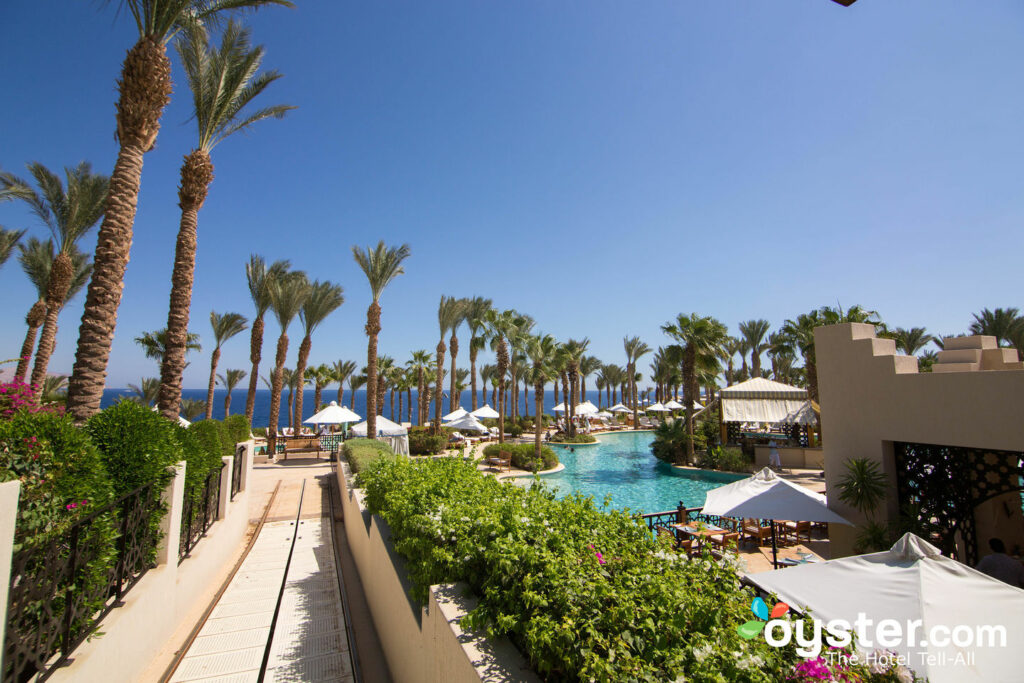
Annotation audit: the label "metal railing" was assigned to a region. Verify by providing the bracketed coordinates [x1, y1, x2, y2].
[639, 503, 740, 534]
[231, 447, 244, 501]
[178, 462, 225, 563]
[4, 480, 163, 683]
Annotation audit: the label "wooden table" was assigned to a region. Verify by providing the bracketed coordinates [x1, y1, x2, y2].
[758, 544, 823, 567]
[672, 523, 727, 541]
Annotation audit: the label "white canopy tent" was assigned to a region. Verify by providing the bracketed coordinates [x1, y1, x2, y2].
[703, 467, 850, 566]
[750, 534, 1024, 682]
[351, 416, 408, 437]
[719, 377, 814, 425]
[575, 401, 599, 415]
[442, 407, 469, 422]
[608, 403, 630, 413]
[596, 410, 613, 419]
[445, 414, 488, 433]
[551, 403, 567, 413]
[471, 404, 500, 419]
[304, 401, 361, 425]
[646, 402, 670, 412]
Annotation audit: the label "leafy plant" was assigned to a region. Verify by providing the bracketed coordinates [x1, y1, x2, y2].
[343, 438, 396, 474]
[696, 446, 752, 473]
[482, 442, 558, 472]
[86, 399, 180, 497]
[650, 419, 704, 465]
[838, 458, 890, 552]
[223, 414, 251, 448]
[548, 433, 596, 444]
[408, 427, 448, 455]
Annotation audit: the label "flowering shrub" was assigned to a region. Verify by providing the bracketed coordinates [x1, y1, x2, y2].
[0, 379, 64, 419]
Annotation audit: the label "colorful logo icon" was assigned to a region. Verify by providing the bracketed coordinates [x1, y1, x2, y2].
[737, 597, 789, 639]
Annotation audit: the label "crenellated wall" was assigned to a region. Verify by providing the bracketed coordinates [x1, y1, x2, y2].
[814, 323, 1024, 557]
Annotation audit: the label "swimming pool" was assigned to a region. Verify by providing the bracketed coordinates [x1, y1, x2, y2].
[530, 431, 745, 515]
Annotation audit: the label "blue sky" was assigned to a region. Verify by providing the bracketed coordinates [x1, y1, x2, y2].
[2, 1, 1023, 388]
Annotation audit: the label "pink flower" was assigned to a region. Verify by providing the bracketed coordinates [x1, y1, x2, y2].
[65, 503, 76, 510]
[595, 551, 605, 565]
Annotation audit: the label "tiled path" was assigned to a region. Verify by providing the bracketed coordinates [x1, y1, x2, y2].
[170, 478, 355, 683]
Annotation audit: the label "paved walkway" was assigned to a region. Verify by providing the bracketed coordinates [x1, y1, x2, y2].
[170, 466, 355, 683]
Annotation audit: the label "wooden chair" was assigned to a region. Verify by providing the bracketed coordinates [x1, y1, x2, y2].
[742, 518, 773, 547]
[678, 538, 695, 556]
[708, 531, 740, 555]
[781, 520, 811, 544]
[487, 450, 511, 473]
[657, 526, 677, 547]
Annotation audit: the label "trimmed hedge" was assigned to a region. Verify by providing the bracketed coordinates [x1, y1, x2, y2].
[408, 427, 447, 455]
[482, 442, 558, 472]
[223, 414, 251, 448]
[549, 433, 596, 444]
[179, 421, 225, 497]
[343, 438, 396, 474]
[86, 399, 180, 497]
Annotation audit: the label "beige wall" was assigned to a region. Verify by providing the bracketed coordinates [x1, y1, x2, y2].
[754, 445, 824, 469]
[337, 462, 539, 683]
[815, 323, 1024, 557]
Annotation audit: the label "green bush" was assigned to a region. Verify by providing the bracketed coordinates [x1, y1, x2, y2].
[86, 399, 181, 496]
[252, 426, 267, 437]
[651, 420, 705, 465]
[358, 458, 836, 682]
[507, 423, 524, 438]
[696, 446, 752, 473]
[223, 414, 251, 447]
[343, 438, 396, 474]
[482, 442, 558, 472]
[179, 421, 225, 497]
[209, 419, 234, 456]
[549, 432, 596, 444]
[408, 427, 448, 455]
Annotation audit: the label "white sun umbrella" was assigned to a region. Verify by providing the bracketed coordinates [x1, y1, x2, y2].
[551, 402, 567, 413]
[445, 413, 488, 433]
[575, 400, 599, 416]
[702, 467, 851, 567]
[663, 399, 685, 410]
[646, 402, 671, 412]
[442, 407, 469, 422]
[470, 404, 500, 419]
[350, 415, 408, 437]
[596, 410, 613, 419]
[304, 400, 361, 425]
[608, 403, 630, 413]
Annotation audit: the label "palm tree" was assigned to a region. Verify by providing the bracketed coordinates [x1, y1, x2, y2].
[433, 296, 462, 433]
[180, 398, 207, 422]
[243, 256, 289, 424]
[280, 367, 300, 430]
[721, 336, 740, 386]
[662, 313, 728, 463]
[352, 241, 410, 439]
[348, 373, 366, 411]
[562, 338, 589, 436]
[623, 336, 651, 430]
[526, 335, 559, 457]
[464, 297, 492, 410]
[66, 0, 292, 422]
[127, 377, 160, 407]
[478, 364, 495, 415]
[507, 313, 535, 421]
[448, 298, 472, 416]
[781, 310, 824, 401]
[484, 309, 517, 443]
[736, 337, 751, 379]
[969, 308, 1021, 348]
[738, 319, 771, 377]
[375, 356, 396, 418]
[218, 368, 246, 418]
[1, 163, 109, 390]
[293, 280, 344, 427]
[14, 239, 91, 383]
[39, 375, 68, 404]
[203, 311, 248, 419]
[893, 327, 935, 356]
[267, 271, 309, 452]
[135, 328, 202, 366]
[578, 355, 602, 406]
[307, 364, 332, 412]
[158, 22, 293, 420]
[0, 228, 24, 270]
[406, 350, 432, 425]
[332, 360, 357, 406]
[766, 331, 793, 383]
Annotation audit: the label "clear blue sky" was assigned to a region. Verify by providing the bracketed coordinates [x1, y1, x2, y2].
[2, 1, 1023, 388]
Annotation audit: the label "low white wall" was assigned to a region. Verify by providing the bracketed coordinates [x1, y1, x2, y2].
[337, 462, 539, 683]
[46, 447, 254, 683]
[754, 445, 825, 469]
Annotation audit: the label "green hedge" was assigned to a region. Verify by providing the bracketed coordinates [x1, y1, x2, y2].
[408, 427, 448, 455]
[482, 442, 558, 472]
[549, 433, 596, 444]
[358, 458, 831, 682]
[179, 421, 225, 497]
[343, 438, 396, 474]
[696, 446, 753, 473]
[86, 399, 180, 497]
[223, 414, 251, 447]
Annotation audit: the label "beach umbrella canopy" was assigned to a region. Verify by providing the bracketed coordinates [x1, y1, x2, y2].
[445, 414, 489, 433]
[552, 403, 567, 413]
[702, 467, 850, 567]
[596, 410, 613, 418]
[663, 399, 685, 410]
[304, 400, 361, 425]
[351, 415, 408, 437]
[608, 403, 630, 412]
[646, 402, 671, 412]
[470, 404, 500, 419]
[749, 534, 1024, 682]
[442, 407, 469, 422]
[575, 401, 599, 415]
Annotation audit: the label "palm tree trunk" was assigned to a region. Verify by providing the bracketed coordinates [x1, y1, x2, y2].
[293, 335, 312, 429]
[365, 302, 380, 439]
[246, 314, 264, 425]
[470, 345, 478, 410]
[67, 37, 173, 422]
[224, 390, 232, 419]
[534, 378, 544, 458]
[407, 387, 412, 423]
[314, 383, 322, 412]
[561, 372, 570, 433]
[30, 251, 74, 392]
[496, 337, 508, 444]
[449, 333, 459, 414]
[684, 346, 696, 463]
[350, 387, 356, 410]
[434, 340, 445, 434]
[523, 379, 529, 418]
[287, 384, 294, 430]
[268, 333, 289, 454]
[553, 380, 559, 407]
[631, 364, 639, 431]
[205, 347, 220, 420]
[390, 388, 396, 422]
[417, 368, 425, 425]
[377, 375, 385, 416]
[397, 389, 403, 424]
[16, 301, 45, 383]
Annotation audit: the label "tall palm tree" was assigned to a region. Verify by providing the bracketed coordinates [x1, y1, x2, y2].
[507, 313, 535, 422]
[526, 335, 559, 457]
[623, 336, 651, 430]
[280, 367, 299, 430]
[766, 331, 793, 383]
[267, 271, 309, 452]
[135, 328, 202, 371]
[218, 368, 246, 418]
[180, 398, 207, 422]
[375, 356, 396, 418]
[484, 309, 518, 443]
[782, 310, 824, 401]
[662, 313, 728, 463]
[127, 377, 161, 407]
[243, 256, 289, 423]
[561, 338, 589, 435]
[738, 319, 771, 377]
[406, 350, 432, 425]
[158, 22, 293, 420]
[450, 298, 474, 415]
[14, 239, 91, 383]
[969, 308, 1021, 348]
[204, 311, 248, 419]
[348, 373, 366, 411]
[293, 280, 343, 427]
[0, 228, 24, 270]
[893, 327, 935, 356]
[307, 364, 332, 412]
[332, 360, 357, 406]
[432, 296, 462, 432]
[478, 364, 495, 414]
[1, 163, 109, 390]
[66, 0, 292, 422]
[463, 297, 492, 410]
[352, 241, 410, 439]
[578, 354, 601, 406]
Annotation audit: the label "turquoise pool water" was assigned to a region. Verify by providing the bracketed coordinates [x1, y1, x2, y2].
[533, 431, 745, 515]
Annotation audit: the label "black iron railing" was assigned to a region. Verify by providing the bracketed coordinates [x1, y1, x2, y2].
[639, 503, 741, 534]
[4, 480, 163, 683]
[231, 447, 244, 501]
[178, 463, 225, 563]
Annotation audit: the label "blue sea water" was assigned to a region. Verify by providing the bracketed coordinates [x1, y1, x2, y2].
[538, 431, 745, 515]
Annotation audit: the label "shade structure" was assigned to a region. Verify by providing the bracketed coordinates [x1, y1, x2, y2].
[442, 407, 469, 422]
[719, 377, 812, 424]
[445, 414, 488, 433]
[596, 410, 613, 418]
[663, 399, 684, 410]
[703, 467, 850, 567]
[304, 400, 361, 425]
[575, 401, 599, 415]
[749, 534, 1024, 682]
[646, 402, 671, 412]
[551, 403, 567, 413]
[608, 403, 630, 412]
[470, 404, 500, 419]
[350, 415, 408, 437]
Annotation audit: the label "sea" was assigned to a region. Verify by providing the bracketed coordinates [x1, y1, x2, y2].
[99, 388, 617, 428]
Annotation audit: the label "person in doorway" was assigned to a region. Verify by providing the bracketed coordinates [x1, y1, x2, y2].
[975, 538, 1024, 588]
[768, 439, 781, 470]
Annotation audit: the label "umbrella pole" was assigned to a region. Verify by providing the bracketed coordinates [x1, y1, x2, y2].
[771, 521, 779, 569]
